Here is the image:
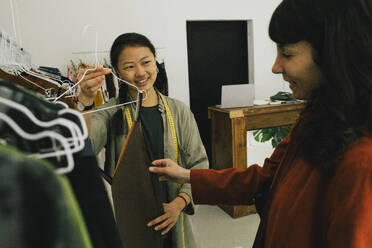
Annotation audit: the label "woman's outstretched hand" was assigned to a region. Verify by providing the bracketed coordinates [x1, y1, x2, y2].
[149, 158, 191, 184]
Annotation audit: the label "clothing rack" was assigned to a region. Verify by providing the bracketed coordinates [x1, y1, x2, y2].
[0, 30, 31, 65]
[71, 46, 165, 55]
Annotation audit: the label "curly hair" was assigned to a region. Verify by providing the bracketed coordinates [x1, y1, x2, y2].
[269, 0, 372, 174]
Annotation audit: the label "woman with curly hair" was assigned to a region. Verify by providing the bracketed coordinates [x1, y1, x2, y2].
[149, 0, 372, 247]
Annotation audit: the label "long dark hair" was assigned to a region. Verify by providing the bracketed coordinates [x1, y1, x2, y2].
[110, 33, 168, 103]
[269, 0, 372, 174]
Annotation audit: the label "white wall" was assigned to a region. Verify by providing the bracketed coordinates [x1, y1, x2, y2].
[0, 0, 289, 105]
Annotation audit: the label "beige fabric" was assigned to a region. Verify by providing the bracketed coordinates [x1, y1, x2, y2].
[89, 93, 209, 248]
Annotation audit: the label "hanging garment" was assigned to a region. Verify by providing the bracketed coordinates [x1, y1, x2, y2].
[0, 79, 81, 170]
[112, 120, 164, 248]
[0, 79, 122, 248]
[0, 68, 75, 108]
[0, 144, 92, 248]
[104, 72, 116, 98]
[67, 138, 123, 248]
[0, 68, 59, 98]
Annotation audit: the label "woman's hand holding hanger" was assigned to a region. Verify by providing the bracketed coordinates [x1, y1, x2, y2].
[77, 65, 111, 107]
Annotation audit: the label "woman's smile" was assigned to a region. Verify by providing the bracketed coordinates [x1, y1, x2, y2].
[135, 77, 150, 86]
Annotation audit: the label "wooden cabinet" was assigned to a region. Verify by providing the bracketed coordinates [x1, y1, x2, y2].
[208, 102, 305, 218]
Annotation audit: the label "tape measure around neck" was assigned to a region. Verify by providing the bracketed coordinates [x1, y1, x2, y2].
[124, 93, 178, 163]
[158, 93, 178, 164]
[124, 106, 133, 128]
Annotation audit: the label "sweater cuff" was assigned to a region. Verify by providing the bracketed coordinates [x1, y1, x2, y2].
[190, 169, 209, 204]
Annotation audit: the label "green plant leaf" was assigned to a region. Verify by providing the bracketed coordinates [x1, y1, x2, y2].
[272, 138, 279, 147]
[253, 124, 292, 148]
[253, 130, 262, 142]
[261, 131, 272, 142]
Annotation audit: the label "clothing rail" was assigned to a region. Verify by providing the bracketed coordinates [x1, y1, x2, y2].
[0, 30, 31, 65]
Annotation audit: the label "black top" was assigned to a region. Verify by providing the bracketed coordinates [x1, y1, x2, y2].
[140, 105, 168, 202]
[140, 105, 164, 161]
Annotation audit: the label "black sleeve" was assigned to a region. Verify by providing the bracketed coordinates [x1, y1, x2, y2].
[67, 138, 122, 248]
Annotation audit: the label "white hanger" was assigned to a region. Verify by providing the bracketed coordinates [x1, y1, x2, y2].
[54, 25, 99, 102]
[0, 29, 74, 100]
[82, 70, 148, 115]
[58, 107, 89, 141]
[0, 31, 65, 99]
[17, 73, 56, 98]
[0, 112, 74, 174]
[58, 24, 148, 115]
[0, 96, 86, 153]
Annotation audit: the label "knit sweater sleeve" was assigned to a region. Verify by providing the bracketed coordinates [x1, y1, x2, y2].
[190, 134, 290, 205]
[326, 137, 372, 247]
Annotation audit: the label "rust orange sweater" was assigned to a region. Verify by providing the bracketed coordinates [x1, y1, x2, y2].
[191, 128, 372, 247]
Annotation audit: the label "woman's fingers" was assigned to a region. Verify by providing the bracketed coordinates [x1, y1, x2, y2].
[78, 66, 111, 81]
[149, 216, 174, 235]
[147, 202, 180, 235]
[151, 158, 175, 169]
[148, 166, 166, 174]
[161, 223, 175, 235]
[85, 76, 105, 90]
[79, 71, 107, 100]
[147, 213, 168, 227]
[154, 218, 170, 231]
[80, 68, 111, 81]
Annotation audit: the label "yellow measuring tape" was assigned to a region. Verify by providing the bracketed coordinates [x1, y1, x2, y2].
[124, 106, 133, 128]
[124, 93, 186, 248]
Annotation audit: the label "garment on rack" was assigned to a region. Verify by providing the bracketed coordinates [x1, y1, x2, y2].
[0, 80, 70, 163]
[102, 60, 117, 99]
[0, 68, 59, 98]
[104, 72, 116, 98]
[38, 66, 62, 78]
[0, 79, 122, 248]
[155, 61, 168, 96]
[0, 144, 92, 248]
[67, 138, 123, 248]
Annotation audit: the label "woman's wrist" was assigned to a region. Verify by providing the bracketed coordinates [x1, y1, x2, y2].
[182, 169, 191, 184]
[175, 193, 191, 211]
[77, 94, 95, 107]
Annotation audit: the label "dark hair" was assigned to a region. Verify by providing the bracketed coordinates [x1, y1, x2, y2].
[269, 0, 372, 174]
[110, 33, 168, 102]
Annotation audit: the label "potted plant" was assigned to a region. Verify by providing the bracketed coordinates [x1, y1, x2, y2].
[253, 124, 292, 148]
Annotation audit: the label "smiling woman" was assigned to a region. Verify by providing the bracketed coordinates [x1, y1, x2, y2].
[109, 33, 168, 107]
[77, 32, 209, 248]
[272, 41, 324, 100]
[116, 46, 159, 106]
[148, 0, 372, 247]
